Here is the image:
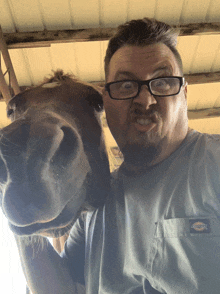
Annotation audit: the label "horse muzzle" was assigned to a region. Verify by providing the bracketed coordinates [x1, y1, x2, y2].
[0, 110, 91, 233]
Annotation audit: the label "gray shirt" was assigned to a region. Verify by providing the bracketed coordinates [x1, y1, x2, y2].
[62, 130, 220, 294]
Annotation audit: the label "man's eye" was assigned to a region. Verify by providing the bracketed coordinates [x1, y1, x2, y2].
[120, 81, 134, 90]
[153, 79, 170, 89]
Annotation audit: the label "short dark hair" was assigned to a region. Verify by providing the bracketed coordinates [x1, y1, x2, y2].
[104, 18, 183, 79]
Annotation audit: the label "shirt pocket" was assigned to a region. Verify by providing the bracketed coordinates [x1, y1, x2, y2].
[150, 217, 220, 294]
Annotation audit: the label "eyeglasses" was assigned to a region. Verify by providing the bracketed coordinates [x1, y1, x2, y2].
[105, 76, 185, 100]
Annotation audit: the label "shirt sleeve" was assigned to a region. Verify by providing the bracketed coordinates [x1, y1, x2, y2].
[60, 213, 86, 285]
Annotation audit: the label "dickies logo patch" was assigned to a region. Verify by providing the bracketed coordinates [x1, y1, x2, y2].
[189, 219, 211, 234]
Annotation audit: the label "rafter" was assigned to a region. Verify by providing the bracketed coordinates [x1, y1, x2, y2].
[92, 71, 220, 87]
[185, 72, 220, 85]
[0, 71, 220, 101]
[0, 26, 20, 103]
[188, 107, 220, 120]
[3, 22, 220, 49]
[101, 107, 220, 126]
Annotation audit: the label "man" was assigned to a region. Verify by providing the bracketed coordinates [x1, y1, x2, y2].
[17, 18, 220, 293]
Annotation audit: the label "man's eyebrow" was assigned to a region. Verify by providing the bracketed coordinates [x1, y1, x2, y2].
[114, 71, 137, 80]
[153, 66, 173, 75]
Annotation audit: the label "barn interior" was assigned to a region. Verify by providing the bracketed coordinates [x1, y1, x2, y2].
[0, 0, 220, 293]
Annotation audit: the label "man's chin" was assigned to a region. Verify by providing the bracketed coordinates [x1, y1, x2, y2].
[121, 144, 160, 167]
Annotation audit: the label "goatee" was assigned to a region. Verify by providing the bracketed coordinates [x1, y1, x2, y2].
[121, 144, 160, 168]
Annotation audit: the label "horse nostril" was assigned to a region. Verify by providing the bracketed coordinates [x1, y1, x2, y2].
[59, 126, 80, 156]
[50, 125, 83, 169]
[0, 122, 31, 158]
[7, 109, 14, 118]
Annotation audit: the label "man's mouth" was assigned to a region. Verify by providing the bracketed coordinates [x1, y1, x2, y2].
[130, 106, 159, 132]
[132, 113, 158, 132]
[136, 118, 152, 126]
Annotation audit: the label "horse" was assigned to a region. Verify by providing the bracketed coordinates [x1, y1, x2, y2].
[0, 70, 110, 245]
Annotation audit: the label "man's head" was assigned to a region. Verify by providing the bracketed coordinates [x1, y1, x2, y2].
[104, 18, 183, 80]
[103, 18, 189, 171]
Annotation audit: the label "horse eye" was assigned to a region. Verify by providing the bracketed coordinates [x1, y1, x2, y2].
[7, 109, 14, 118]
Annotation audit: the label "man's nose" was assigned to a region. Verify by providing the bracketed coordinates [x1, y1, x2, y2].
[133, 85, 157, 109]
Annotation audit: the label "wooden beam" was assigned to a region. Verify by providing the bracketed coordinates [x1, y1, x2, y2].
[0, 26, 20, 103]
[0, 69, 219, 98]
[188, 107, 220, 120]
[0, 70, 219, 100]
[100, 107, 220, 123]
[101, 108, 220, 124]
[91, 71, 220, 86]
[185, 72, 220, 85]
[178, 22, 220, 36]
[0, 67, 11, 102]
[5, 28, 117, 49]
[3, 22, 220, 49]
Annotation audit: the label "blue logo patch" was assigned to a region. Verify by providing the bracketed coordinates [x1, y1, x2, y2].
[189, 219, 211, 234]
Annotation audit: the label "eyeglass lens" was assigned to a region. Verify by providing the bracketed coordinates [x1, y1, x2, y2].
[150, 78, 180, 96]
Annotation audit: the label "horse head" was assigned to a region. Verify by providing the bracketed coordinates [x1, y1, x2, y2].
[0, 71, 110, 238]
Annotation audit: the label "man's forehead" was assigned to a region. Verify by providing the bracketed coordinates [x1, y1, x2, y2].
[114, 66, 173, 80]
[108, 44, 180, 80]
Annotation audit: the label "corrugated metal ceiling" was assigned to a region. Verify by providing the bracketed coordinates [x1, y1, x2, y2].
[1, 0, 220, 32]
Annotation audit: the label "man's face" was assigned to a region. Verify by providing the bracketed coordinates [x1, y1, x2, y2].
[103, 43, 188, 166]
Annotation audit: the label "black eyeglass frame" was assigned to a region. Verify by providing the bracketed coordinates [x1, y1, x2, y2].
[105, 76, 185, 100]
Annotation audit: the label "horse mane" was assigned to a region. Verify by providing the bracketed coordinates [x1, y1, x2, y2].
[40, 70, 102, 93]
[21, 70, 104, 111]
[41, 70, 78, 84]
